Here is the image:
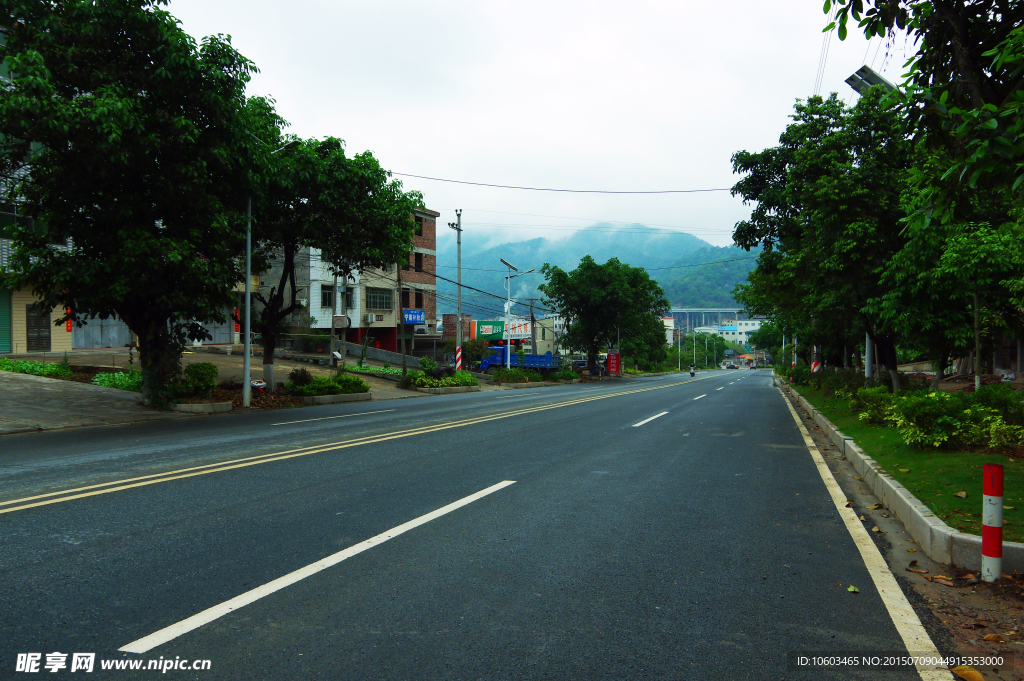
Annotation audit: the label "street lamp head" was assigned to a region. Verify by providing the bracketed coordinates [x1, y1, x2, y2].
[500, 258, 518, 271]
[271, 140, 300, 155]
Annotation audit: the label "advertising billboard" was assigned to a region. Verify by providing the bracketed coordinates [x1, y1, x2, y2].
[473, 320, 531, 341]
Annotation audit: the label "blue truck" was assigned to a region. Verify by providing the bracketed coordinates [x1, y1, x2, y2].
[479, 347, 562, 373]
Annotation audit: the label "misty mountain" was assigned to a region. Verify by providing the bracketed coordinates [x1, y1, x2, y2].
[433, 223, 756, 317]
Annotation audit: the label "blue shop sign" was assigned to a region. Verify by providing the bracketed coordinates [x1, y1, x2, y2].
[403, 309, 425, 324]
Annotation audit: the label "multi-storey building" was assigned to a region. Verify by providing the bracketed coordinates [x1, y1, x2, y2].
[0, 206, 74, 354]
[343, 208, 438, 353]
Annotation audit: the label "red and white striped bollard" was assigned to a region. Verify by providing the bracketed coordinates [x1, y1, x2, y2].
[455, 346, 462, 371]
[983, 463, 1004, 582]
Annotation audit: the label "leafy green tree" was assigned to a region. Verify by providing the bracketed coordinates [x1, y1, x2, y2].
[936, 221, 1024, 389]
[539, 256, 669, 370]
[620, 314, 668, 370]
[732, 89, 912, 387]
[246, 104, 423, 390]
[0, 0, 261, 401]
[747, 322, 783, 360]
[825, 0, 1024, 219]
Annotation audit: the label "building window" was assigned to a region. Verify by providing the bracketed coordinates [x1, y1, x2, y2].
[415, 289, 423, 308]
[401, 288, 411, 309]
[320, 285, 334, 309]
[366, 287, 393, 311]
[542, 328, 546, 340]
[414, 252, 423, 272]
[414, 216, 423, 236]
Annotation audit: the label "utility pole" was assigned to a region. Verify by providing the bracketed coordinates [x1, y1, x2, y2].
[529, 299, 537, 355]
[330, 269, 338, 367]
[243, 197, 252, 408]
[398, 256, 407, 375]
[448, 211, 463, 369]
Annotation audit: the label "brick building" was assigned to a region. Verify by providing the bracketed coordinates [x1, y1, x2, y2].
[345, 208, 439, 353]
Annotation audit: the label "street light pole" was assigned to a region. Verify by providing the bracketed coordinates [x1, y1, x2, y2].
[243, 197, 252, 408]
[242, 138, 298, 407]
[500, 258, 533, 371]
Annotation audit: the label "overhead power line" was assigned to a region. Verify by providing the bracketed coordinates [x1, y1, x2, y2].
[393, 173, 731, 195]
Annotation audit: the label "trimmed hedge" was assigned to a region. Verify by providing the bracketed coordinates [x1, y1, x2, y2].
[288, 374, 370, 397]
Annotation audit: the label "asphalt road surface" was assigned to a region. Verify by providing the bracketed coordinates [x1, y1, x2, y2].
[1, 370, 931, 679]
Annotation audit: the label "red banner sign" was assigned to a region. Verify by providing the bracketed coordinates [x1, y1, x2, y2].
[607, 349, 620, 375]
[65, 308, 73, 332]
[233, 308, 240, 333]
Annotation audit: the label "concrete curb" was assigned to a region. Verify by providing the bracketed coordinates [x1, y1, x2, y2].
[169, 402, 233, 413]
[776, 377, 1024, 571]
[415, 386, 481, 395]
[300, 392, 372, 405]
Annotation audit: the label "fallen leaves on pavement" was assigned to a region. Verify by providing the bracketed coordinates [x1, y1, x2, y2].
[952, 666, 984, 681]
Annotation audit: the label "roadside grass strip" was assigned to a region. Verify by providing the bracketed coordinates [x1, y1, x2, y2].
[119, 480, 516, 654]
[780, 390, 953, 681]
[0, 374, 720, 515]
[793, 385, 1024, 543]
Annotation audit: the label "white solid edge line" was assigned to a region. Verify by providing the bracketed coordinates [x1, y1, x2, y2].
[119, 480, 517, 654]
[631, 411, 669, 427]
[779, 390, 952, 681]
[270, 409, 395, 426]
[716, 387, 724, 391]
[693, 394, 706, 400]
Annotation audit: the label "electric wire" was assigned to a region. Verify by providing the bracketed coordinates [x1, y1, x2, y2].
[393, 173, 730, 195]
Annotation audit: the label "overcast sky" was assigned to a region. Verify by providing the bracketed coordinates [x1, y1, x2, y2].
[168, 0, 910, 249]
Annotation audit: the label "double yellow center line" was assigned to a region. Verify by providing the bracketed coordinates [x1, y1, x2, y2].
[1, 375, 712, 516]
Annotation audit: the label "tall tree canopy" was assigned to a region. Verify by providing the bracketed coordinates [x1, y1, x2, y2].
[825, 0, 1024, 219]
[246, 102, 424, 389]
[0, 0, 261, 400]
[731, 89, 913, 386]
[539, 256, 669, 370]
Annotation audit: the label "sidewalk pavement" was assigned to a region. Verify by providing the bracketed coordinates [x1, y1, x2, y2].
[0, 371, 194, 436]
[0, 351, 514, 435]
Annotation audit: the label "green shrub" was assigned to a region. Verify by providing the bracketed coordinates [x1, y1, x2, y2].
[289, 367, 314, 386]
[92, 368, 143, 392]
[289, 374, 369, 396]
[974, 383, 1024, 424]
[0, 357, 73, 378]
[397, 370, 423, 389]
[549, 369, 578, 381]
[183, 362, 218, 398]
[852, 386, 893, 425]
[351, 365, 403, 376]
[333, 373, 370, 393]
[412, 370, 478, 389]
[419, 357, 438, 372]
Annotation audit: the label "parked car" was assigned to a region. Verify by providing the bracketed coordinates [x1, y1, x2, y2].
[726, 364, 739, 369]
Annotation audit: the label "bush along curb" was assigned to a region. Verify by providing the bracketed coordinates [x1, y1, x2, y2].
[300, 392, 373, 405]
[416, 386, 481, 395]
[168, 402, 232, 413]
[776, 376, 1024, 572]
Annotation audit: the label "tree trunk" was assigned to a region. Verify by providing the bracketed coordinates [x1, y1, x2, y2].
[974, 290, 982, 392]
[873, 332, 901, 392]
[134, 316, 180, 405]
[930, 355, 948, 391]
[262, 331, 278, 393]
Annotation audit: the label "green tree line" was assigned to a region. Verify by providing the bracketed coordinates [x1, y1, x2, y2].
[732, 2, 1024, 391]
[0, 0, 421, 400]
